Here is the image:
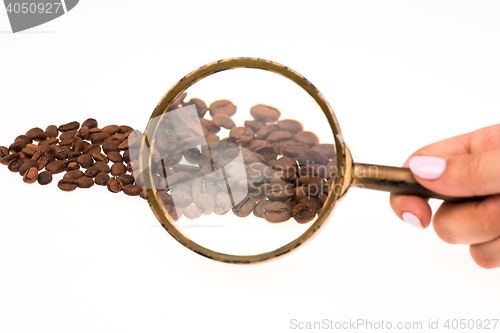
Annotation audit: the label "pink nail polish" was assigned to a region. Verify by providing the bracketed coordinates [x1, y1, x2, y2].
[409, 156, 446, 180]
[402, 212, 423, 229]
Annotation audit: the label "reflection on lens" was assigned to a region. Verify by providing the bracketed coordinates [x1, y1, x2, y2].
[141, 67, 339, 257]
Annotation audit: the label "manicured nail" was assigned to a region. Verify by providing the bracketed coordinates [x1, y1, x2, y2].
[409, 156, 446, 180]
[402, 212, 423, 229]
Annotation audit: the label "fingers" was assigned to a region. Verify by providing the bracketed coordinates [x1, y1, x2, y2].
[409, 150, 500, 197]
[433, 195, 500, 245]
[390, 194, 432, 229]
[470, 237, 500, 269]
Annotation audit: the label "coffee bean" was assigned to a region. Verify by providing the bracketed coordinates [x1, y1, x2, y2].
[293, 131, 319, 146]
[244, 120, 264, 133]
[91, 151, 109, 163]
[107, 177, 124, 193]
[185, 98, 208, 117]
[297, 150, 329, 166]
[22, 145, 39, 157]
[229, 127, 255, 146]
[84, 166, 99, 178]
[250, 183, 270, 201]
[38, 138, 59, 146]
[102, 141, 120, 154]
[23, 167, 38, 184]
[83, 143, 101, 155]
[209, 99, 237, 117]
[267, 131, 293, 143]
[183, 204, 202, 220]
[51, 146, 67, 160]
[123, 184, 142, 196]
[15, 135, 32, 145]
[214, 192, 232, 215]
[194, 193, 215, 215]
[0, 146, 10, 159]
[60, 130, 77, 141]
[1, 153, 20, 165]
[95, 172, 110, 186]
[110, 163, 127, 176]
[77, 177, 94, 188]
[93, 161, 110, 174]
[292, 203, 317, 224]
[311, 144, 336, 160]
[262, 201, 292, 223]
[199, 118, 220, 135]
[119, 125, 134, 134]
[38, 171, 52, 185]
[58, 179, 78, 191]
[117, 174, 135, 186]
[212, 114, 236, 129]
[277, 119, 303, 133]
[18, 159, 38, 176]
[32, 131, 48, 142]
[164, 204, 182, 222]
[82, 118, 98, 129]
[76, 126, 90, 140]
[102, 125, 120, 136]
[26, 127, 44, 139]
[65, 161, 80, 171]
[256, 124, 280, 140]
[171, 190, 193, 208]
[253, 200, 271, 218]
[250, 104, 281, 122]
[278, 141, 310, 158]
[45, 125, 59, 138]
[266, 184, 295, 201]
[107, 151, 123, 164]
[58, 121, 80, 132]
[64, 170, 85, 180]
[232, 195, 256, 218]
[89, 130, 110, 145]
[9, 140, 25, 153]
[76, 154, 93, 169]
[8, 159, 24, 173]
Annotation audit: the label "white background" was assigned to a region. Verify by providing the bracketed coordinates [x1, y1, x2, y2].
[1, 1, 500, 332]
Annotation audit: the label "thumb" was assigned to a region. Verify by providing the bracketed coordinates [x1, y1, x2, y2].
[408, 150, 500, 197]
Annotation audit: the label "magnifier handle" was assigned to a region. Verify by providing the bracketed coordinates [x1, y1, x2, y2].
[351, 163, 469, 202]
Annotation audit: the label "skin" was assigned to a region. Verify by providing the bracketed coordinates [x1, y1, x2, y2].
[390, 124, 500, 269]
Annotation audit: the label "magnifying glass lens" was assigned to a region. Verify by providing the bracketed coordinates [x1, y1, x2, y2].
[143, 65, 340, 259]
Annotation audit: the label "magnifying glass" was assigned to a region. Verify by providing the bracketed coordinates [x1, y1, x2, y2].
[135, 57, 461, 264]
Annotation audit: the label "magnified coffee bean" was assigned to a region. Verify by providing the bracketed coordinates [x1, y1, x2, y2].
[38, 171, 52, 185]
[183, 204, 202, 220]
[262, 201, 292, 223]
[214, 192, 232, 215]
[209, 99, 237, 117]
[232, 195, 256, 218]
[212, 113, 236, 129]
[293, 131, 319, 146]
[244, 120, 264, 133]
[292, 203, 317, 224]
[253, 200, 271, 218]
[266, 184, 295, 202]
[250, 104, 281, 122]
[195, 193, 215, 215]
[256, 124, 279, 140]
[266, 131, 292, 143]
[229, 127, 255, 146]
[277, 119, 303, 133]
[297, 150, 329, 166]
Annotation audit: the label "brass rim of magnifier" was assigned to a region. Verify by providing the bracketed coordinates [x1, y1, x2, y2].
[141, 57, 349, 264]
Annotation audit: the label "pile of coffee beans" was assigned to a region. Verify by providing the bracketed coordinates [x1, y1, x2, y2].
[0, 119, 144, 198]
[0, 95, 337, 225]
[146, 94, 337, 224]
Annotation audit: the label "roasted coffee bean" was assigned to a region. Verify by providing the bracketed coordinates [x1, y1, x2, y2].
[293, 131, 319, 146]
[244, 120, 264, 133]
[199, 118, 220, 135]
[122, 149, 131, 164]
[51, 146, 67, 160]
[250, 104, 281, 122]
[9, 140, 25, 153]
[183, 204, 202, 220]
[1, 153, 20, 165]
[278, 141, 310, 158]
[292, 203, 317, 224]
[232, 195, 256, 218]
[164, 204, 181, 221]
[266, 184, 295, 201]
[107, 177, 124, 193]
[117, 174, 134, 186]
[244, 140, 269, 152]
[32, 152, 49, 170]
[256, 124, 280, 140]
[102, 141, 120, 154]
[77, 177, 94, 188]
[102, 125, 120, 135]
[297, 150, 329, 166]
[95, 172, 110, 186]
[262, 201, 292, 223]
[23, 167, 38, 184]
[26, 127, 44, 139]
[119, 125, 134, 134]
[266, 131, 293, 143]
[8, 159, 24, 173]
[82, 118, 98, 129]
[185, 98, 208, 117]
[171, 190, 193, 208]
[0, 146, 10, 159]
[38, 137, 59, 146]
[91, 151, 109, 163]
[65, 161, 80, 171]
[89, 130, 110, 144]
[212, 113, 236, 129]
[277, 119, 303, 133]
[253, 200, 271, 218]
[311, 144, 336, 160]
[107, 151, 123, 164]
[211, 192, 230, 215]
[58, 179, 78, 191]
[93, 161, 110, 174]
[110, 163, 127, 176]
[15, 135, 32, 145]
[209, 99, 237, 117]
[76, 154, 93, 169]
[123, 184, 142, 196]
[32, 131, 48, 142]
[72, 138, 85, 153]
[64, 170, 85, 180]
[58, 121, 80, 132]
[60, 130, 77, 141]
[18, 159, 38, 176]
[22, 145, 39, 157]
[45, 125, 59, 138]
[250, 183, 270, 201]
[83, 143, 101, 155]
[192, 193, 214, 215]
[229, 127, 255, 146]
[38, 171, 52, 185]
[84, 166, 99, 178]
[76, 126, 90, 140]
[192, 179, 219, 198]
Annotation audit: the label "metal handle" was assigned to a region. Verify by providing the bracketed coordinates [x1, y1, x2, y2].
[351, 162, 466, 202]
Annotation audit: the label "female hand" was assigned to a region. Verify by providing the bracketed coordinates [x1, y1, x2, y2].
[390, 124, 500, 269]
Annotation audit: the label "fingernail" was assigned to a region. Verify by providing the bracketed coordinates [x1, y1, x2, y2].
[402, 212, 423, 229]
[409, 156, 446, 180]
